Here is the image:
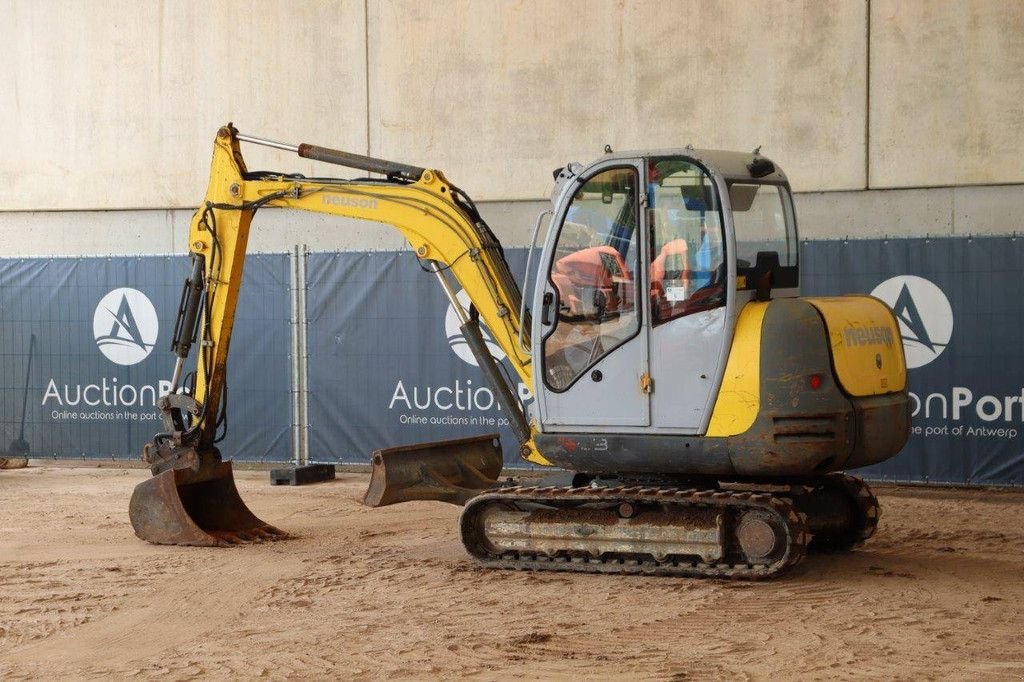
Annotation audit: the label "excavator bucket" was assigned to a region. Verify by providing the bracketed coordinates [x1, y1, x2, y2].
[129, 461, 286, 546]
[363, 433, 503, 507]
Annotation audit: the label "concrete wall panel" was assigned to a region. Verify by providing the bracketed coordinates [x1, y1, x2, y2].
[795, 188, 953, 240]
[951, 184, 1024, 235]
[795, 183, 1024, 240]
[368, 0, 867, 201]
[870, 0, 1024, 187]
[0, 201, 542, 257]
[4, 181, 1024, 259]
[0, 0, 367, 211]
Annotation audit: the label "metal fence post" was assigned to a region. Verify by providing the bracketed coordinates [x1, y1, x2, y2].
[297, 244, 311, 465]
[289, 244, 312, 465]
[289, 246, 302, 465]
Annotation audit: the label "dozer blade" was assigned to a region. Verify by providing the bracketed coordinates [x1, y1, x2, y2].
[129, 461, 286, 546]
[363, 433, 503, 507]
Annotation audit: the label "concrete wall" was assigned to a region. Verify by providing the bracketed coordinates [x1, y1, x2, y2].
[870, 0, 1024, 188]
[1, 0, 1023, 253]
[368, 0, 867, 200]
[0, 0, 367, 211]
[2, 184, 1024, 258]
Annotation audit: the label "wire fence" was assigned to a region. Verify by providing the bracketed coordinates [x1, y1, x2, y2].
[2, 237, 1022, 485]
[0, 254, 292, 462]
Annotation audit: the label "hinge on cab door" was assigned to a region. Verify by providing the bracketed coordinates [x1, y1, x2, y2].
[640, 372, 653, 394]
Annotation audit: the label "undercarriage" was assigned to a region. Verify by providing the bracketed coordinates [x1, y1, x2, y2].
[458, 473, 878, 579]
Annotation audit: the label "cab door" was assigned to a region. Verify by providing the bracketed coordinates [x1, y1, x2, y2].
[646, 158, 730, 433]
[533, 163, 650, 429]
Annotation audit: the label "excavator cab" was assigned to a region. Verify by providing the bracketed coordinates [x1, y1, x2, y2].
[529, 150, 908, 482]
[531, 152, 791, 432]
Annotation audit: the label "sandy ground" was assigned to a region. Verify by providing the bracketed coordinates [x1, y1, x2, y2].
[2, 466, 1024, 680]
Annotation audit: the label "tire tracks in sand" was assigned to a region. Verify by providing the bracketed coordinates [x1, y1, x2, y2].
[0, 546, 305, 679]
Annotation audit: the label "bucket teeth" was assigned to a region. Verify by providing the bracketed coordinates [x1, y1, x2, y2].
[211, 532, 245, 545]
[250, 526, 286, 540]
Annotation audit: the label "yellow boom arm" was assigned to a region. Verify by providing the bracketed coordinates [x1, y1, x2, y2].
[177, 125, 542, 460]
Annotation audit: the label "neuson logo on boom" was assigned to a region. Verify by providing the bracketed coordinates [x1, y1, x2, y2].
[93, 288, 159, 365]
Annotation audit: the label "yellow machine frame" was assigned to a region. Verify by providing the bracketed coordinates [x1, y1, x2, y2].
[188, 126, 546, 462]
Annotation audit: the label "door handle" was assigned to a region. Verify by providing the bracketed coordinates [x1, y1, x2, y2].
[541, 291, 555, 325]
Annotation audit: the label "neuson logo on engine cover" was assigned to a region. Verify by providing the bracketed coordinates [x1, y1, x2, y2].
[92, 288, 158, 366]
[843, 326, 894, 348]
[870, 275, 953, 369]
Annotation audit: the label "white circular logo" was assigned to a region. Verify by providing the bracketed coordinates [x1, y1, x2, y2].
[445, 289, 506, 367]
[870, 275, 952, 369]
[93, 288, 159, 366]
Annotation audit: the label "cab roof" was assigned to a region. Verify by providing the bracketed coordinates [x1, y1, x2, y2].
[596, 147, 789, 184]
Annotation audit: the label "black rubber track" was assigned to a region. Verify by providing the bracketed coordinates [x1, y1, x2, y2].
[460, 486, 810, 580]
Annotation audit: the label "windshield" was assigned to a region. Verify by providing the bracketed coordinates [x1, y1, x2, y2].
[728, 183, 797, 269]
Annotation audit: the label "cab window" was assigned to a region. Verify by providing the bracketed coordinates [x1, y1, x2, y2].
[729, 182, 798, 288]
[648, 159, 726, 324]
[543, 166, 641, 391]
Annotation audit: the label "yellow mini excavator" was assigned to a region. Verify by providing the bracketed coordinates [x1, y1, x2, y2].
[129, 125, 910, 578]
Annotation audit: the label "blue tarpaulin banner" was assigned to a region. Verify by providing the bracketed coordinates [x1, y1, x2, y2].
[2, 237, 1022, 486]
[307, 238, 1024, 485]
[0, 254, 292, 461]
[304, 249, 532, 465]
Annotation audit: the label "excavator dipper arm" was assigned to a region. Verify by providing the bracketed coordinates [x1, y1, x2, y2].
[130, 125, 544, 546]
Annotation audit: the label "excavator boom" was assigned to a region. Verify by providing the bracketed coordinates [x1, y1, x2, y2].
[130, 125, 541, 546]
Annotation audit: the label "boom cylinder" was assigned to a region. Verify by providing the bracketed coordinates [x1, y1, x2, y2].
[234, 130, 424, 181]
[430, 262, 530, 444]
[460, 318, 531, 445]
[296, 144, 425, 182]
